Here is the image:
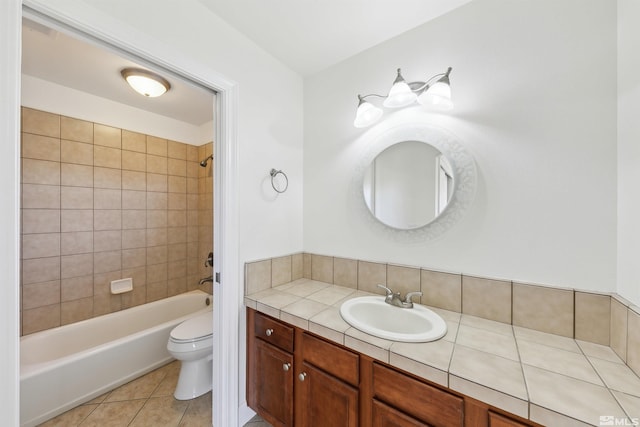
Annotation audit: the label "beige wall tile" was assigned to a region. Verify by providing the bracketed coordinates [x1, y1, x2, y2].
[93, 270, 122, 296]
[147, 245, 168, 265]
[61, 186, 93, 209]
[61, 209, 93, 232]
[311, 254, 333, 283]
[147, 210, 168, 228]
[122, 229, 146, 250]
[147, 136, 168, 156]
[61, 116, 92, 143]
[147, 173, 167, 192]
[22, 107, 60, 137]
[292, 253, 304, 280]
[94, 145, 121, 169]
[122, 190, 146, 210]
[61, 297, 93, 325]
[387, 265, 421, 300]
[147, 192, 168, 210]
[626, 309, 640, 377]
[358, 260, 386, 294]
[186, 145, 198, 162]
[334, 257, 357, 288]
[167, 227, 187, 245]
[122, 285, 146, 309]
[186, 226, 198, 243]
[61, 140, 93, 165]
[168, 158, 186, 176]
[94, 124, 121, 148]
[22, 158, 60, 185]
[146, 228, 168, 247]
[122, 130, 146, 152]
[462, 276, 512, 324]
[94, 210, 122, 231]
[271, 256, 292, 286]
[22, 133, 60, 161]
[93, 293, 122, 316]
[22, 209, 60, 233]
[22, 184, 60, 209]
[168, 193, 186, 210]
[61, 163, 93, 187]
[168, 259, 187, 280]
[95, 167, 122, 189]
[121, 266, 146, 288]
[168, 210, 186, 227]
[610, 298, 628, 362]
[94, 189, 121, 210]
[421, 269, 461, 312]
[61, 253, 94, 279]
[147, 281, 168, 302]
[122, 150, 146, 172]
[122, 170, 148, 191]
[122, 210, 146, 230]
[22, 256, 60, 284]
[186, 162, 199, 178]
[513, 283, 574, 337]
[22, 233, 60, 259]
[168, 141, 187, 159]
[22, 304, 60, 335]
[245, 260, 271, 294]
[168, 277, 187, 296]
[94, 230, 122, 252]
[168, 176, 187, 193]
[168, 242, 187, 261]
[61, 231, 93, 255]
[146, 154, 167, 174]
[575, 292, 611, 345]
[148, 262, 168, 283]
[22, 280, 60, 310]
[61, 275, 94, 301]
[122, 248, 147, 269]
[93, 250, 121, 274]
[186, 177, 198, 194]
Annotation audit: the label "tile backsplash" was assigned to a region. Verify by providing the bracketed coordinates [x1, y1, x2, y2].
[20, 107, 213, 335]
[245, 252, 640, 379]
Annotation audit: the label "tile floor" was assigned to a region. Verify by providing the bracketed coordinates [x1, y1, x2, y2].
[38, 359, 271, 427]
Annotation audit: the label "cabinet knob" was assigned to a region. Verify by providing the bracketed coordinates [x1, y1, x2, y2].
[298, 372, 307, 382]
[283, 363, 291, 372]
[265, 328, 274, 337]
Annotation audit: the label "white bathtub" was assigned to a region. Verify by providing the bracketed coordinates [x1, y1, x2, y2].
[20, 290, 213, 427]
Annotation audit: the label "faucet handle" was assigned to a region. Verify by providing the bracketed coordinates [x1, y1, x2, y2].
[377, 284, 394, 296]
[403, 291, 423, 304]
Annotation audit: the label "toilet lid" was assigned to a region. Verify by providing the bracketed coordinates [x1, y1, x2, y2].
[170, 311, 213, 341]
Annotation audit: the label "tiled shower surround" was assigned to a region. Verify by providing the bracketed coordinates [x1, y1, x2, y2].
[245, 252, 640, 379]
[20, 107, 213, 335]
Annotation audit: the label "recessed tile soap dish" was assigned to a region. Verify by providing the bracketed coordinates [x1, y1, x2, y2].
[110, 278, 133, 294]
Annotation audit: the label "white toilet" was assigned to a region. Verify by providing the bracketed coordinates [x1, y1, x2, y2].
[167, 311, 213, 400]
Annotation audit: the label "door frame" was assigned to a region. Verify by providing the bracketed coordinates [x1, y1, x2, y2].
[13, 2, 242, 425]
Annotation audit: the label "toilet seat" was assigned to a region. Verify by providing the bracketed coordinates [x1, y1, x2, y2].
[169, 311, 213, 343]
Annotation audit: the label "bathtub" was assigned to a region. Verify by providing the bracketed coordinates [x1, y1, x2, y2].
[20, 290, 212, 427]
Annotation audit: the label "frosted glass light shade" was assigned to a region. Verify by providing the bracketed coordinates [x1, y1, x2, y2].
[121, 68, 171, 98]
[354, 100, 383, 128]
[417, 75, 452, 109]
[383, 80, 417, 108]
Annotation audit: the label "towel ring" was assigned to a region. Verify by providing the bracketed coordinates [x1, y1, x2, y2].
[270, 168, 288, 193]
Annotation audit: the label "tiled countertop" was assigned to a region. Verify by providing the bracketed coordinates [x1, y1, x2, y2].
[245, 278, 640, 427]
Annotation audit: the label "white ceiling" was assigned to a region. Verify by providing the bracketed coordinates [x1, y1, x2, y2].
[21, 1, 471, 124]
[21, 18, 215, 127]
[198, 0, 473, 76]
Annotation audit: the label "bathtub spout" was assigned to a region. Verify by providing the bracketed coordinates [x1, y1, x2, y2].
[199, 276, 213, 285]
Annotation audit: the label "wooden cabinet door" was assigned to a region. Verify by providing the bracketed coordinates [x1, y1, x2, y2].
[372, 399, 431, 427]
[298, 362, 358, 427]
[488, 411, 532, 427]
[255, 339, 294, 427]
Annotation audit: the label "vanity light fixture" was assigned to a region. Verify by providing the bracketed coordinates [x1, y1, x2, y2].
[354, 67, 453, 128]
[121, 67, 171, 98]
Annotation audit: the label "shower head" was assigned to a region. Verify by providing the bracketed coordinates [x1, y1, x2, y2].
[199, 154, 213, 167]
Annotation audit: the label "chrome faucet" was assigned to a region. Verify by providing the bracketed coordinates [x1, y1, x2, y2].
[377, 284, 423, 309]
[199, 275, 213, 285]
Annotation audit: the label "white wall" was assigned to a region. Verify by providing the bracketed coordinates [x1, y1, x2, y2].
[304, 0, 618, 293]
[617, 0, 640, 307]
[22, 75, 214, 145]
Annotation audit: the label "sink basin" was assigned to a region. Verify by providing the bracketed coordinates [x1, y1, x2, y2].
[339, 296, 447, 342]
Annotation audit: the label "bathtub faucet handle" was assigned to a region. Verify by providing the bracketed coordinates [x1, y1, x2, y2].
[204, 252, 213, 267]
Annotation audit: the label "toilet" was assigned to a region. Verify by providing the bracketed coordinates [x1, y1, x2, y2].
[167, 311, 213, 400]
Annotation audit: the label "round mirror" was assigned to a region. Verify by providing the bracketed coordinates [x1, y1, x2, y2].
[363, 141, 453, 229]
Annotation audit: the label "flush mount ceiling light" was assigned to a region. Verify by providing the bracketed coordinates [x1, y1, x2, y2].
[354, 67, 453, 128]
[121, 68, 171, 98]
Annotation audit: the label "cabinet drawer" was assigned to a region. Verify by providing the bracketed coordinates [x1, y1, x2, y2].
[372, 400, 430, 427]
[302, 332, 359, 386]
[489, 411, 532, 427]
[254, 311, 294, 353]
[373, 363, 463, 427]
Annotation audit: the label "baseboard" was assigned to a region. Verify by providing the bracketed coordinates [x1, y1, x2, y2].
[238, 402, 256, 426]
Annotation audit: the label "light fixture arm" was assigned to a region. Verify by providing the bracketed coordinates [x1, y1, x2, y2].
[408, 67, 453, 95]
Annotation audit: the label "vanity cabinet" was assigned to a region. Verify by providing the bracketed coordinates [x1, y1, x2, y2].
[247, 308, 540, 427]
